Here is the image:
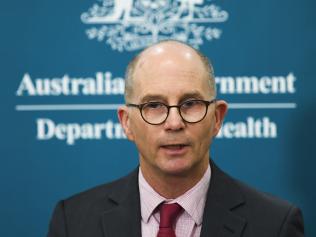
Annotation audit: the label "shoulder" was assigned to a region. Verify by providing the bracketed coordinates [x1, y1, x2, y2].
[230, 175, 304, 236]
[47, 169, 139, 237]
[235, 179, 293, 212]
[61, 168, 138, 213]
[236, 180, 304, 236]
[211, 162, 297, 214]
[209, 163, 304, 236]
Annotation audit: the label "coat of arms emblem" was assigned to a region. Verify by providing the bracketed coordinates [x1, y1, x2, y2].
[81, 0, 228, 52]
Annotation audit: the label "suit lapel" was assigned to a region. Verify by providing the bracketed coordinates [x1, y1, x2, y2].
[100, 162, 247, 237]
[200, 162, 247, 237]
[101, 169, 141, 237]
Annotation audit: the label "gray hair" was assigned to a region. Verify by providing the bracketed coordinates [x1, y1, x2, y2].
[124, 40, 216, 102]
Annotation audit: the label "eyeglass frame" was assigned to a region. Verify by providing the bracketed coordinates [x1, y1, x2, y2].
[126, 99, 217, 125]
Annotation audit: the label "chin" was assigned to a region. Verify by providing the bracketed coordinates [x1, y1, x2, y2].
[159, 158, 194, 176]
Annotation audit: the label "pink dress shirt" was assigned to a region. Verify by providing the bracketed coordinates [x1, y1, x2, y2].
[138, 166, 211, 237]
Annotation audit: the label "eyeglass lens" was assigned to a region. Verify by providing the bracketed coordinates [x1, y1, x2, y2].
[141, 100, 209, 124]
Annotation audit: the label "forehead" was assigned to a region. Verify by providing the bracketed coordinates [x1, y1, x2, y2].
[132, 43, 212, 101]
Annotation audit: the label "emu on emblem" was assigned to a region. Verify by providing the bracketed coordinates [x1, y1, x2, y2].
[81, 0, 228, 52]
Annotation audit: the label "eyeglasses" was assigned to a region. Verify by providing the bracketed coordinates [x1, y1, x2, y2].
[126, 99, 216, 125]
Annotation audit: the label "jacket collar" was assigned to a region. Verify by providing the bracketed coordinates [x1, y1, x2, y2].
[200, 161, 247, 237]
[101, 161, 247, 237]
[101, 169, 142, 237]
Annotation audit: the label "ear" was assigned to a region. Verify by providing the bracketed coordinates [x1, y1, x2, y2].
[117, 105, 135, 141]
[212, 100, 228, 136]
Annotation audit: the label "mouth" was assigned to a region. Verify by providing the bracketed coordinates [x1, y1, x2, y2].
[160, 143, 190, 155]
[161, 144, 189, 149]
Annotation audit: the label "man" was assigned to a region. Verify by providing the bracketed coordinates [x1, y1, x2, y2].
[47, 40, 304, 237]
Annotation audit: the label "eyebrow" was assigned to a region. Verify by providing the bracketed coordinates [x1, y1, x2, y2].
[139, 91, 205, 103]
[140, 94, 166, 103]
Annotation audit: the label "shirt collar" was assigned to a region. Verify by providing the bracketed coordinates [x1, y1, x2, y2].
[138, 169, 165, 223]
[138, 165, 211, 225]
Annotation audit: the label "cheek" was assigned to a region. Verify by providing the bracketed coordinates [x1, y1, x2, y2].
[199, 128, 213, 147]
[130, 122, 157, 153]
[193, 119, 214, 148]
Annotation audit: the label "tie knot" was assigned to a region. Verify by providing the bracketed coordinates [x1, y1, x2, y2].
[159, 203, 183, 228]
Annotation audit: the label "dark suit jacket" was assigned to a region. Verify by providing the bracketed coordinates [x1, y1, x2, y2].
[47, 162, 304, 237]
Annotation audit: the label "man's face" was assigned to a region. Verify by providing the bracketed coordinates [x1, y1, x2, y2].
[119, 44, 227, 179]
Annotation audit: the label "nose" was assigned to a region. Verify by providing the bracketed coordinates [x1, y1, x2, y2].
[163, 107, 185, 131]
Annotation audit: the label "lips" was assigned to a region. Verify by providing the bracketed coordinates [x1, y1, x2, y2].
[160, 143, 190, 155]
[161, 144, 188, 149]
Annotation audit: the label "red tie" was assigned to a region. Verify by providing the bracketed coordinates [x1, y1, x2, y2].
[157, 203, 183, 237]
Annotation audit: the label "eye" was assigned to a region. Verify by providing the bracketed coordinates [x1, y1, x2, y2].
[143, 102, 164, 109]
[182, 100, 201, 108]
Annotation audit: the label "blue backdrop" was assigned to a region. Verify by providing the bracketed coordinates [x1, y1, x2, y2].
[1, 0, 315, 236]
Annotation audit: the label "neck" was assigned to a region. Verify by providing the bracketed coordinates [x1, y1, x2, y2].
[140, 159, 209, 199]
